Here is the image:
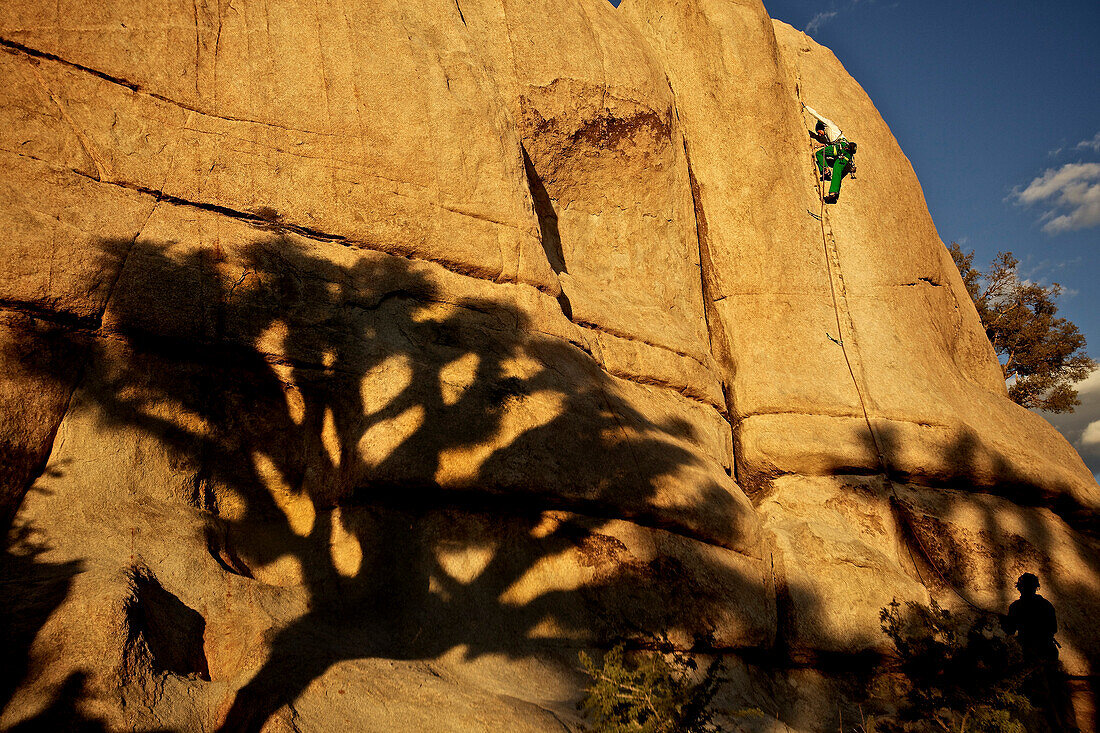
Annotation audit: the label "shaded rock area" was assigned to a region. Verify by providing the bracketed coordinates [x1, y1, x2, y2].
[123, 565, 211, 683]
[0, 0, 1096, 730]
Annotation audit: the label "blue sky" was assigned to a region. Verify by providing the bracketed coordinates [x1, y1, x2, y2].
[607, 0, 1100, 477]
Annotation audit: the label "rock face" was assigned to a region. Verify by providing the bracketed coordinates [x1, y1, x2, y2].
[1, 1, 1096, 730]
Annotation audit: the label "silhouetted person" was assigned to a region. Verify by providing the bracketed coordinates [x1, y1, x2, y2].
[1003, 573, 1057, 662]
[1003, 573, 1079, 731]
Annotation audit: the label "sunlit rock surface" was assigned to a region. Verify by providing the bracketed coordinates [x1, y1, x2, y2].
[1, 0, 1096, 730]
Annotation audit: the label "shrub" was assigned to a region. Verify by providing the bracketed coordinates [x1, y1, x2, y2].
[868, 599, 1034, 733]
[577, 643, 732, 733]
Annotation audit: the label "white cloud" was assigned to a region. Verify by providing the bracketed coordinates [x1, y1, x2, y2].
[1019, 257, 1083, 292]
[804, 1, 878, 36]
[806, 11, 838, 34]
[1014, 162, 1100, 233]
[1082, 420, 1100, 446]
[1039, 369, 1100, 480]
[1017, 163, 1100, 203]
[1076, 131, 1100, 153]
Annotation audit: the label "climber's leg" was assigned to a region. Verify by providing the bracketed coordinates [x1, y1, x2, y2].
[828, 158, 849, 197]
[815, 147, 827, 175]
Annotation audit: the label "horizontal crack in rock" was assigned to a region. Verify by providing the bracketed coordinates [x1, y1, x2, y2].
[572, 318, 710, 369]
[1, 37, 337, 136]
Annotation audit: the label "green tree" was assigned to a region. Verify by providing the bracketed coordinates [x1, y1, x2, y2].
[949, 243, 1096, 413]
[577, 644, 732, 733]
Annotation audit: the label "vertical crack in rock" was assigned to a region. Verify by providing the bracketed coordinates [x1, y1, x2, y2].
[123, 565, 211, 682]
[682, 137, 739, 482]
[288, 702, 305, 733]
[683, 149, 716, 357]
[520, 144, 573, 319]
[520, 146, 566, 275]
[190, 0, 202, 95]
[99, 202, 159, 331]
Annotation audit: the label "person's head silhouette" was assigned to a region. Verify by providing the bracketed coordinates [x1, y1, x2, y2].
[1016, 572, 1040, 597]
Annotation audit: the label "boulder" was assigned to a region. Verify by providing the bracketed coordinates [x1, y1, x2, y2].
[1, 0, 1096, 730]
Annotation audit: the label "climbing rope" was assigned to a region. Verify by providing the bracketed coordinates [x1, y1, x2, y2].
[795, 73, 988, 615]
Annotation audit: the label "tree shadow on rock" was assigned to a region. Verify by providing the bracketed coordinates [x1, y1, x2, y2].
[6, 232, 768, 731]
[1, 503, 102, 729]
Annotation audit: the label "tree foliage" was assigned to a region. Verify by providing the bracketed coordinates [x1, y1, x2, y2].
[577, 644, 736, 733]
[949, 243, 1095, 413]
[868, 600, 1035, 733]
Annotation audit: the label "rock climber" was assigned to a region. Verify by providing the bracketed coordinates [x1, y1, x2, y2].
[1003, 572, 1058, 661]
[803, 103, 857, 204]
